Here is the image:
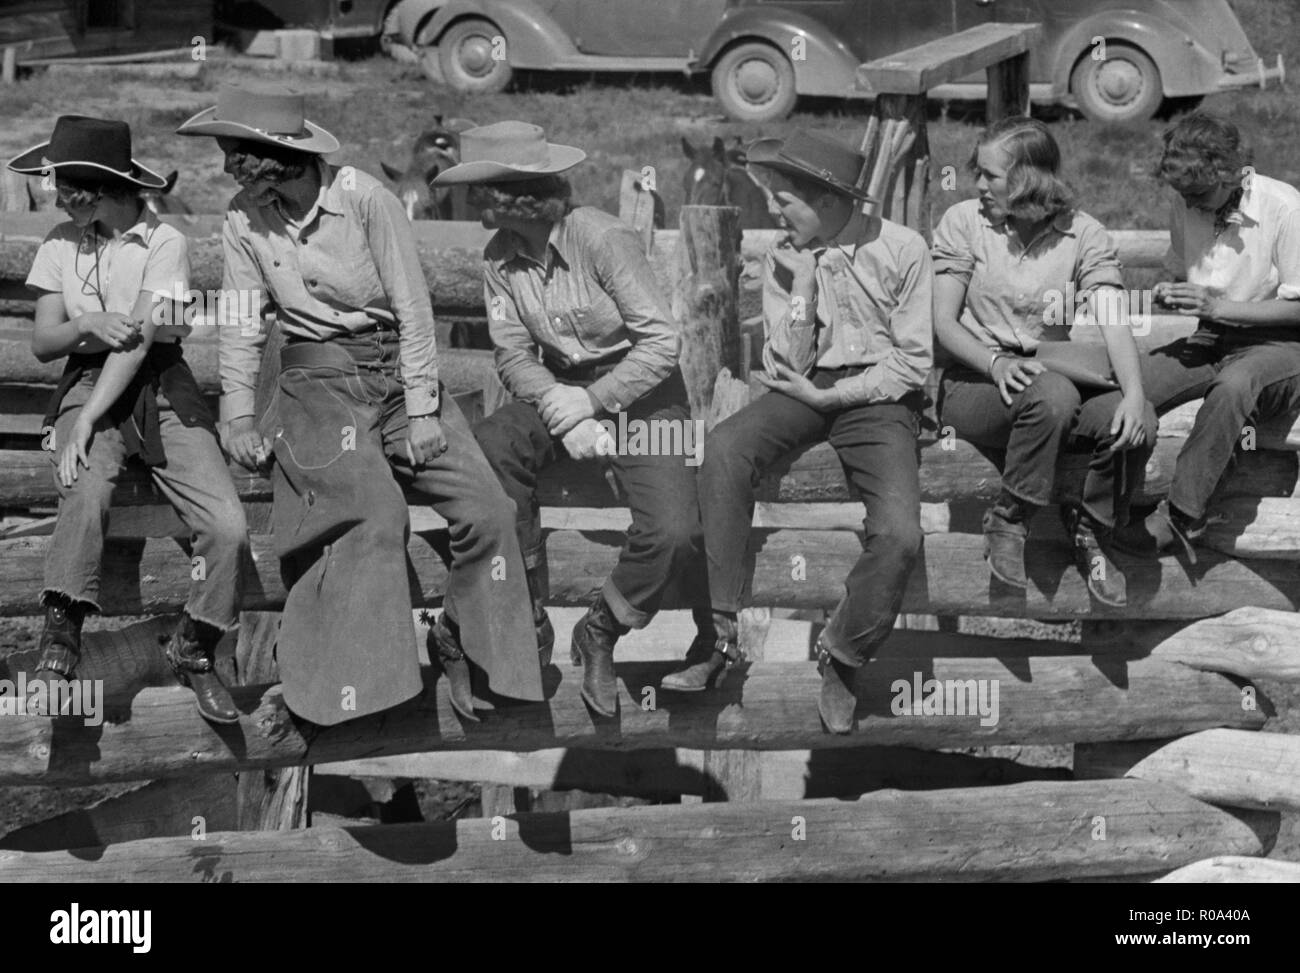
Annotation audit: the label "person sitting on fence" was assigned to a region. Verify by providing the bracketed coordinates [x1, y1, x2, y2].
[1114, 112, 1300, 558]
[687, 130, 932, 734]
[933, 115, 1156, 608]
[177, 85, 545, 726]
[432, 121, 712, 719]
[8, 115, 249, 724]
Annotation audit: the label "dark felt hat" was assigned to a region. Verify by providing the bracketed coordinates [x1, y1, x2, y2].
[7, 115, 168, 189]
[746, 130, 872, 201]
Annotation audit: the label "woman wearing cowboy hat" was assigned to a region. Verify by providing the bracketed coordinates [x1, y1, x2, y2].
[9, 115, 250, 724]
[690, 129, 932, 733]
[177, 85, 544, 726]
[434, 121, 712, 718]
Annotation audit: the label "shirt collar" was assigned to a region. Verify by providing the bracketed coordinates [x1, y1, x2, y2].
[272, 157, 340, 226]
[114, 206, 161, 246]
[809, 205, 871, 258]
[498, 212, 570, 270]
[1225, 180, 1258, 227]
[982, 205, 1077, 237]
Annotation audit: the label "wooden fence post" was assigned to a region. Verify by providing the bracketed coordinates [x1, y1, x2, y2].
[986, 50, 1031, 121]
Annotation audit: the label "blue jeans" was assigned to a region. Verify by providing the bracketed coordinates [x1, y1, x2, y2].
[1139, 335, 1300, 518]
[699, 371, 924, 667]
[43, 375, 248, 629]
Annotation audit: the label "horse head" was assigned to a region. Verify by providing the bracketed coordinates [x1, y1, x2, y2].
[383, 116, 477, 220]
[681, 135, 775, 228]
[141, 170, 191, 217]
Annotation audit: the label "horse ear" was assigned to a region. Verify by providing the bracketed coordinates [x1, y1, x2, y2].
[711, 136, 726, 160]
[681, 137, 695, 160]
[164, 170, 179, 194]
[380, 161, 402, 182]
[433, 113, 444, 125]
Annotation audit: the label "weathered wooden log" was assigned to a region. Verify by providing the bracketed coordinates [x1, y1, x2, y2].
[1075, 729, 1300, 813]
[1082, 607, 1300, 683]
[1156, 855, 1300, 883]
[674, 205, 742, 422]
[0, 780, 1271, 883]
[0, 776, 237, 853]
[986, 49, 1031, 121]
[3, 526, 1295, 619]
[316, 744, 1070, 800]
[4, 423, 1297, 512]
[0, 650, 1265, 786]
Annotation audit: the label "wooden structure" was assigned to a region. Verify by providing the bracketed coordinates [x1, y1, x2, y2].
[1, 26, 1298, 881]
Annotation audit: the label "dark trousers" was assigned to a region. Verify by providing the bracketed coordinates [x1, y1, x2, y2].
[938, 365, 1157, 529]
[1139, 335, 1300, 518]
[699, 369, 923, 667]
[473, 367, 706, 629]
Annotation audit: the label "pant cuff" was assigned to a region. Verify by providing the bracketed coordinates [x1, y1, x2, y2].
[1001, 482, 1049, 509]
[602, 579, 651, 630]
[818, 628, 863, 668]
[184, 607, 239, 634]
[40, 587, 100, 614]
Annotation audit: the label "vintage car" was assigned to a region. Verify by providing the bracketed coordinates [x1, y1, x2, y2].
[386, 0, 1284, 123]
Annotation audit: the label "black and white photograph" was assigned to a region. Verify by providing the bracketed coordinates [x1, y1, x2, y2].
[0, 0, 1296, 929]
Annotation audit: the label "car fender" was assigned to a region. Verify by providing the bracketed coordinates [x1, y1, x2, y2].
[697, 8, 860, 97]
[1049, 9, 1224, 98]
[407, 0, 583, 67]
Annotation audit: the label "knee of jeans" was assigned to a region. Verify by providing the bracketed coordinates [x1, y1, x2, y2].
[701, 426, 752, 480]
[200, 502, 250, 554]
[638, 517, 700, 562]
[465, 492, 520, 544]
[870, 517, 923, 560]
[1019, 372, 1079, 424]
[56, 469, 115, 514]
[1206, 369, 1260, 409]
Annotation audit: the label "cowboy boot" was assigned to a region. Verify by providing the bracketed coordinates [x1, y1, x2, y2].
[570, 592, 628, 717]
[982, 490, 1035, 589]
[1112, 499, 1206, 562]
[35, 594, 86, 681]
[816, 638, 858, 735]
[428, 612, 478, 722]
[164, 613, 239, 725]
[1061, 505, 1128, 608]
[661, 608, 742, 693]
[527, 564, 555, 667]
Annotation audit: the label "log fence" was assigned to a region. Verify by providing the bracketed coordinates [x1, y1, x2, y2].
[1, 25, 1298, 882]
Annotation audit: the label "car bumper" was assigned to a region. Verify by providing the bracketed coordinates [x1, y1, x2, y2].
[1216, 54, 1285, 91]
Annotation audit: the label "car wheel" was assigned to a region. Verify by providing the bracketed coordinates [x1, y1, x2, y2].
[712, 41, 797, 123]
[437, 17, 512, 93]
[1070, 42, 1162, 124]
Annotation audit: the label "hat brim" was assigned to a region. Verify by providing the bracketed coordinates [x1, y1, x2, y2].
[6, 140, 169, 190]
[747, 138, 873, 202]
[432, 144, 586, 186]
[175, 106, 340, 155]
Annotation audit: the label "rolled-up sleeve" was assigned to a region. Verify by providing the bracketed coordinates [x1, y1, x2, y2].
[930, 204, 976, 283]
[361, 183, 439, 416]
[585, 224, 679, 412]
[218, 212, 273, 424]
[485, 258, 557, 404]
[1273, 208, 1300, 300]
[833, 237, 934, 407]
[761, 245, 819, 377]
[1074, 217, 1125, 295]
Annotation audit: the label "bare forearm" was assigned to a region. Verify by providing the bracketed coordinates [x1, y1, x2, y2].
[1098, 324, 1145, 399]
[1211, 298, 1300, 328]
[31, 317, 109, 362]
[936, 315, 998, 374]
[78, 347, 149, 425]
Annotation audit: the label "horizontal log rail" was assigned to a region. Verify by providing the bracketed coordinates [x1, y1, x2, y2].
[0, 643, 1267, 786]
[0, 780, 1273, 882]
[2, 523, 1296, 619]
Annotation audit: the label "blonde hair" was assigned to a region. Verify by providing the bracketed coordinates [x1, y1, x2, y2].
[970, 115, 1075, 221]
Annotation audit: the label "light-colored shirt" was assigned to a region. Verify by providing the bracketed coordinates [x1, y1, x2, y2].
[218, 159, 439, 424]
[762, 210, 933, 408]
[26, 208, 190, 343]
[931, 198, 1124, 352]
[483, 206, 679, 413]
[1166, 171, 1300, 306]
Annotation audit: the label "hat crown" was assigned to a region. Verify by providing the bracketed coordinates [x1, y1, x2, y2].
[213, 85, 308, 137]
[748, 130, 869, 200]
[459, 121, 552, 168]
[44, 115, 133, 172]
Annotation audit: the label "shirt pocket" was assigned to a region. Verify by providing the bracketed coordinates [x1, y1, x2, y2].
[569, 300, 620, 351]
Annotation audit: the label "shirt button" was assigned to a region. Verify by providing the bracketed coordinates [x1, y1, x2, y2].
[572, 354, 581, 362]
[554, 317, 563, 326]
[310, 279, 318, 287]
[273, 260, 280, 267]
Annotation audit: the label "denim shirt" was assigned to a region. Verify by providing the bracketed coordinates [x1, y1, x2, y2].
[762, 210, 933, 408]
[483, 206, 679, 413]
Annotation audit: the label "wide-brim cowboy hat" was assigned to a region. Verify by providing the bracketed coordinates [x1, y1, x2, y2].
[7, 115, 168, 189]
[432, 121, 586, 185]
[747, 130, 873, 202]
[175, 84, 339, 155]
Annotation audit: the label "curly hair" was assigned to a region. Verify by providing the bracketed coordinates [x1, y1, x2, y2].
[1155, 111, 1253, 194]
[217, 137, 312, 185]
[55, 173, 139, 210]
[969, 115, 1075, 222]
[467, 175, 573, 223]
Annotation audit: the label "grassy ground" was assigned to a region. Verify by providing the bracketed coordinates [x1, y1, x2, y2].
[1, 0, 1299, 862]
